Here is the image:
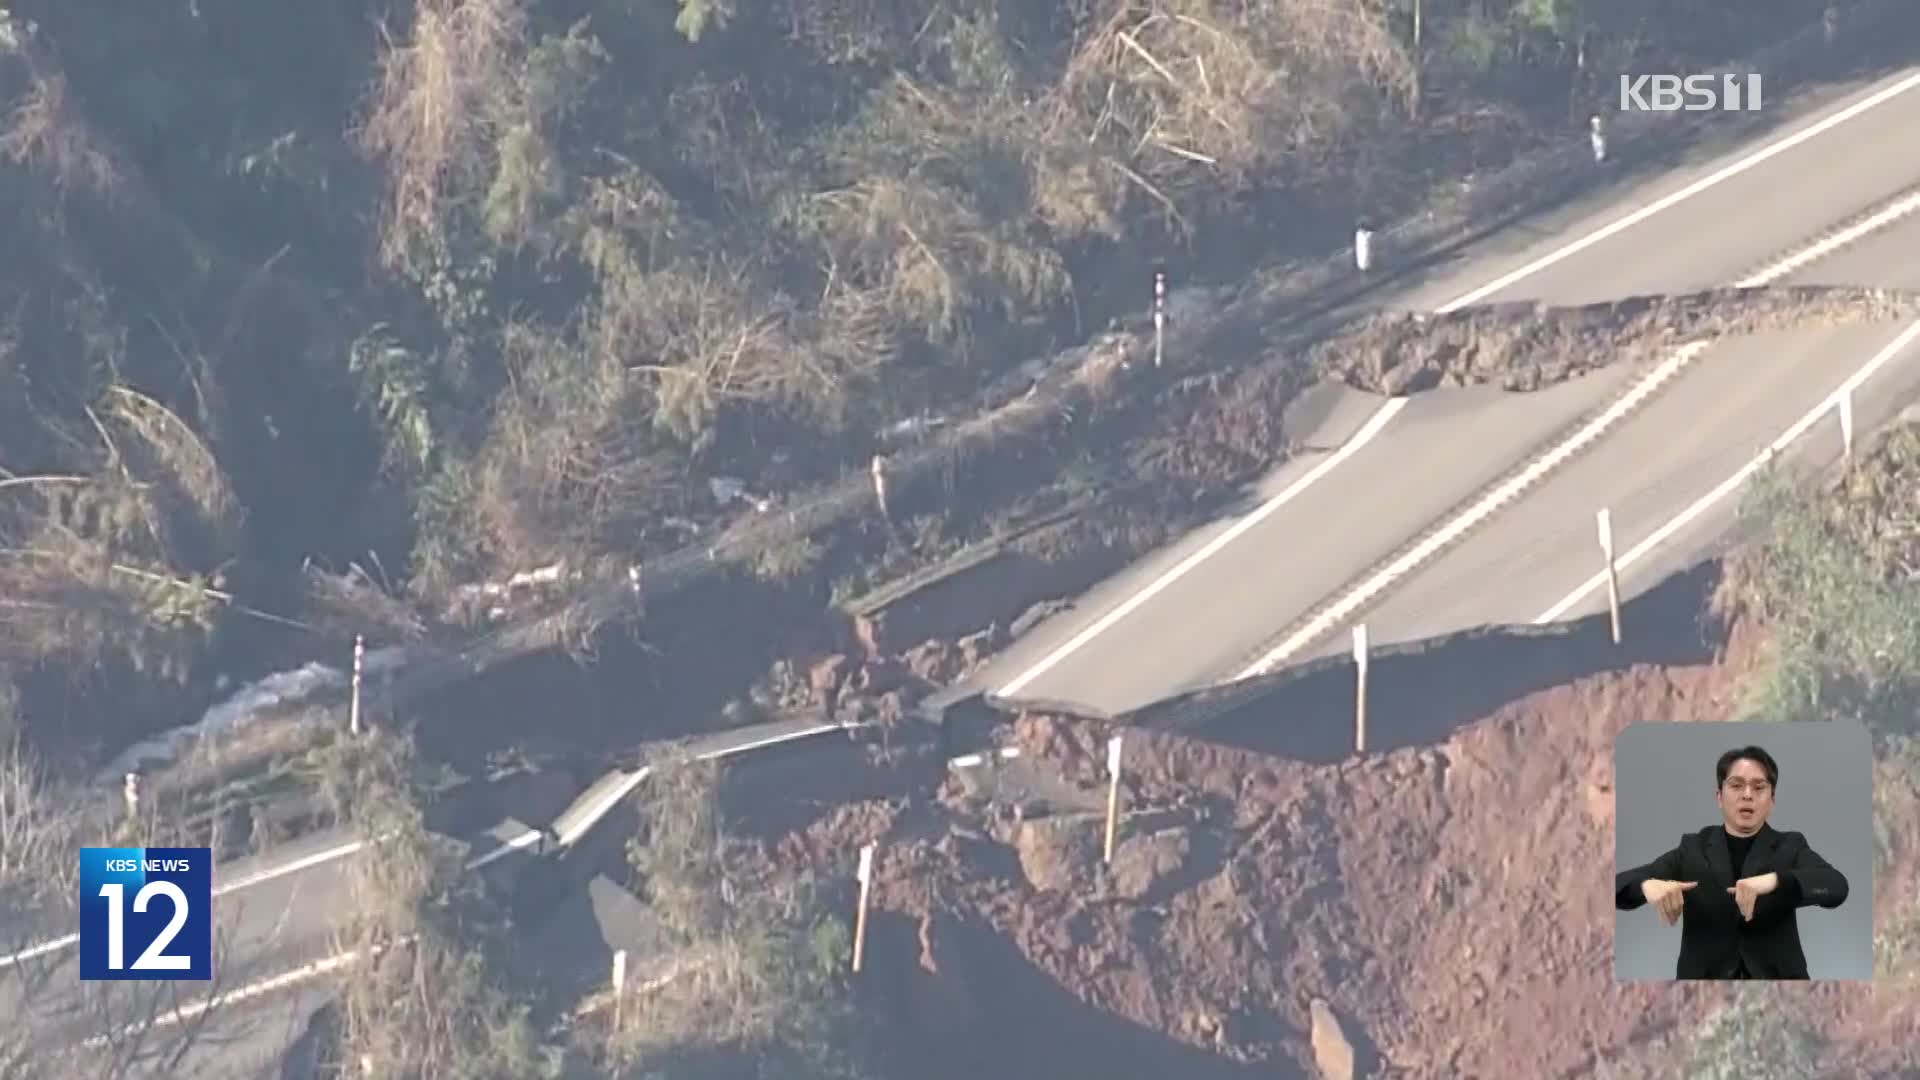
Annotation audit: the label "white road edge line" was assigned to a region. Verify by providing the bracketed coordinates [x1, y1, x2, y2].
[14, 63, 1914, 986]
[37, 347, 1920, 1054]
[80, 937, 410, 1048]
[1436, 70, 1920, 313]
[215, 838, 367, 896]
[90, 936, 708, 1051]
[1236, 341, 1713, 679]
[552, 722, 852, 848]
[0, 837, 376, 971]
[1533, 317, 1920, 623]
[994, 398, 1409, 697]
[990, 69, 1920, 701]
[0, 723, 855, 970]
[1733, 189, 1920, 287]
[1236, 122, 1920, 676]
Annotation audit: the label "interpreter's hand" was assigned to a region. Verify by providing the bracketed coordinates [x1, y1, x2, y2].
[1728, 872, 1780, 921]
[1641, 879, 1698, 925]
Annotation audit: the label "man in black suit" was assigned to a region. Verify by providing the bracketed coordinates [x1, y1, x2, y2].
[1615, 745, 1849, 979]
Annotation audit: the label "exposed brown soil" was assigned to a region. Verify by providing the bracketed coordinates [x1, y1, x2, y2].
[739, 609, 1920, 1079]
[1317, 287, 1920, 395]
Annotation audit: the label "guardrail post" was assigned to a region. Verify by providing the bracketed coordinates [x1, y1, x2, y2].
[1103, 734, 1125, 863]
[1352, 625, 1369, 754]
[349, 634, 365, 736]
[852, 842, 876, 973]
[1598, 509, 1622, 645]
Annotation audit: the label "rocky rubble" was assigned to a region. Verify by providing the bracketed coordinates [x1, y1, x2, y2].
[1317, 286, 1920, 394]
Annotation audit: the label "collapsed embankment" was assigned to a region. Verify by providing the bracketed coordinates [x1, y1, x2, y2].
[729, 552, 1920, 1080]
[374, 287, 1920, 773]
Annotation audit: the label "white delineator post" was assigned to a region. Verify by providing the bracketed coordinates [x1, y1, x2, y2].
[349, 634, 365, 736]
[1838, 388, 1855, 462]
[1598, 508, 1621, 645]
[1153, 270, 1167, 369]
[852, 842, 875, 973]
[122, 770, 141, 821]
[1354, 225, 1374, 273]
[1352, 624, 1370, 754]
[1590, 115, 1608, 164]
[870, 454, 891, 523]
[611, 948, 628, 1034]
[1103, 734, 1125, 863]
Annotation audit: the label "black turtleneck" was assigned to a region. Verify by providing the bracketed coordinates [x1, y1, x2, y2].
[1727, 829, 1757, 879]
[1725, 828, 1799, 903]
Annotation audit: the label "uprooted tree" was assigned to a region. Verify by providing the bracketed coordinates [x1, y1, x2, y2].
[0, 386, 242, 688]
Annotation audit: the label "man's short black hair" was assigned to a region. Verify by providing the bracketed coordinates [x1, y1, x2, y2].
[1717, 745, 1780, 789]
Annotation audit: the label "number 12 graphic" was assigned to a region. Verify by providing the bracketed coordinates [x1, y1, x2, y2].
[79, 847, 212, 981]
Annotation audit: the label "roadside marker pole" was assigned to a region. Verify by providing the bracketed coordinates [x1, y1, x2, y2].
[1598, 509, 1622, 645]
[349, 634, 365, 736]
[1839, 389, 1855, 461]
[1153, 270, 1166, 369]
[870, 455, 891, 523]
[611, 948, 628, 1035]
[1103, 735, 1124, 862]
[1352, 625, 1370, 754]
[852, 842, 875, 973]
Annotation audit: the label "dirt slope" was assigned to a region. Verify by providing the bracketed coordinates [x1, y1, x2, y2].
[756, 613, 1920, 1079]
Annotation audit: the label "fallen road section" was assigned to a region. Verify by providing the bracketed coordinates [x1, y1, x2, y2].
[963, 282, 1920, 717]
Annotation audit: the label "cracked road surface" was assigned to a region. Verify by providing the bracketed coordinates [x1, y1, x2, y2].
[969, 63, 1920, 718]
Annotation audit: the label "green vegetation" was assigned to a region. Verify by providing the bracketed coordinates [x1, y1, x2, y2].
[315, 737, 877, 1077]
[1669, 420, 1920, 1067]
[0, 0, 1841, 759]
[324, 731, 559, 1078]
[1722, 422, 1920, 730]
[611, 757, 881, 1078]
[1681, 984, 1825, 1080]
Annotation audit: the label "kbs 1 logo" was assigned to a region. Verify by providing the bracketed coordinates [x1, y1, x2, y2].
[1619, 73, 1763, 113]
[79, 847, 212, 981]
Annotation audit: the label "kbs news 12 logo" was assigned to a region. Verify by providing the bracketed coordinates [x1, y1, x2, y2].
[79, 847, 212, 981]
[1619, 73, 1763, 113]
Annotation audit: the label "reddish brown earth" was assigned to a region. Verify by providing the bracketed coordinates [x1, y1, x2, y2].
[753, 613, 1920, 1079]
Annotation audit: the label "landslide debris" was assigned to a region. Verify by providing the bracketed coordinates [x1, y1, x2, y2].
[1318, 286, 1920, 393]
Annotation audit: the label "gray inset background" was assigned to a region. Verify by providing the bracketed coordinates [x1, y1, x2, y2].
[1613, 720, 1874, 981]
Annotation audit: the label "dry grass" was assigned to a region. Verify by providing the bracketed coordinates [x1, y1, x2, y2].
[1714, 420, 1920, 726]
[1051, 0, 1415, 199]
[0, 386, 237, 680]
[327, 731, 550, 1078]
[0, 736, 246, 1078]
[608, 757, 859, 1072]
[355, 0, 532, 270]
[0, 62, 122, 198]
[0, 738, 81, 909]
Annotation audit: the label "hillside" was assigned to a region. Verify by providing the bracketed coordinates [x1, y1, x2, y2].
[0, 0, 1865, 762]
